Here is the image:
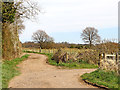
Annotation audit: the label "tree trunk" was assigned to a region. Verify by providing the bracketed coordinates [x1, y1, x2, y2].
[39, 43, 41, 53]
[89, 40, 92, 48]
[2, 23, 22, 60]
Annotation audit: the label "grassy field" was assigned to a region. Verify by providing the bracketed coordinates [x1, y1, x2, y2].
[2, 54, 29, 88]
[24, 51, 98, 69]
[23, 48, 91, 54]
[81, 69, 119, 89]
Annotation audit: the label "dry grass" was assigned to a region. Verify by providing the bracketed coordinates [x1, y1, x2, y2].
[23, 48, 98, 65]
[23, 48, 92, 54]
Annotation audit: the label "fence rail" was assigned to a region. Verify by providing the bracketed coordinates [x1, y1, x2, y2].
[100, 53, 120, 61]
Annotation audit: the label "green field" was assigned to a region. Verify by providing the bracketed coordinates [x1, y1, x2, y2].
[2, 54, 29, 88]
[23, 48, 91, 54]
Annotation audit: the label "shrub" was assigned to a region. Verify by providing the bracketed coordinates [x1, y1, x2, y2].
[52, 49, 69, 63]
[77, 49, 99, 64]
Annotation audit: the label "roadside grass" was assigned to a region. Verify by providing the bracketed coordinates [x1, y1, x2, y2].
[24, 51, 98, 69]
[81, 69, 119, 89]
[2, 54, 29, 88]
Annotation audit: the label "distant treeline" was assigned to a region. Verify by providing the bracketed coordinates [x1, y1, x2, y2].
[22, 42, 90, 49]
[22, 41, 119, 54]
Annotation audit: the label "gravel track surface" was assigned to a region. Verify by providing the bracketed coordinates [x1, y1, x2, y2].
[9, 53, 100, 88]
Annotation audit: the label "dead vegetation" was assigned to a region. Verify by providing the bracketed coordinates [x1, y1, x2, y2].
[51, 49, 98, 65]
[51, 40, 118, 66]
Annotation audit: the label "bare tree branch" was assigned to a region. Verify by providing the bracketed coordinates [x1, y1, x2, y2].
[81, 27, 101, 47]
[32, 30, 54, 52]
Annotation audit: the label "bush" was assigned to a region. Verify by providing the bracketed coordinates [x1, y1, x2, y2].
[77, 49, 99, 64]
[52, 49, 69, 63]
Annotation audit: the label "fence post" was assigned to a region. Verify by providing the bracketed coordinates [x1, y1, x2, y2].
[53, 49, 54, 54]
[39, 47, 41, 53]
[103, 53, 105, 60]
[98, 53, 102, 68]
[49, 49, 50, 53]
[116, 53, 118, 64]
[45, 49, 46, 53]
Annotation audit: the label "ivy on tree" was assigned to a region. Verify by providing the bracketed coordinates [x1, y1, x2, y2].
[2, 2, 16, 23]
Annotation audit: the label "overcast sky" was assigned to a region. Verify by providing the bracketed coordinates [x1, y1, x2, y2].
[19, 0, 119, 44]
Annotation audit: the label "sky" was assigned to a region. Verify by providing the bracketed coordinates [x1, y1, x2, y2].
[19, 0, 119, 44]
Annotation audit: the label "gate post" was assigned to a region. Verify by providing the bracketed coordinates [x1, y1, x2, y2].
[103, 53, 105, 60]
[98, 53, 102, 68]
[116, 53, 118, 64]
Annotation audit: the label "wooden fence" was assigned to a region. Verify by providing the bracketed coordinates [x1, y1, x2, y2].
[23, 48, 81, 54]
[99, 53, 120, 63]
[99, 53, 119, 71]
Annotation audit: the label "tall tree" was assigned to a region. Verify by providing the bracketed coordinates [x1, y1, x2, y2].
[2, 2, 16, 23]
[32, 30, 54, 52]
[2, 0, 40, 31]
[81, 27, 100, 47]
[1, 0, 40, 60]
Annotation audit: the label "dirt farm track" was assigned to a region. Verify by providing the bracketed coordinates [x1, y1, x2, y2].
[9, 53, 100, 88]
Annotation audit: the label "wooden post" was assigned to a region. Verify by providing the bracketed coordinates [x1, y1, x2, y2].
[98, 53, 102, 68]
[66, 52, 68, 61]
[39, 47, 41, 53]
[45, 49, 46, 53]
[116, 53, 118, 64]
[103, 53, 105, 60]
[49, 49, 50, 53]
[53, 49, 54, 54]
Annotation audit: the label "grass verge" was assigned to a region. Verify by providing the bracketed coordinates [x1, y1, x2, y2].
[2, 54, 29, 88]
[81, 69, 119, 89]
[24, 51, 98, 69]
